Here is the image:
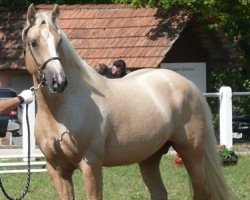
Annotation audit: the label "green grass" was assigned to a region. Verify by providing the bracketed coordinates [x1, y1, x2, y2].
[0, 154, 249, 199]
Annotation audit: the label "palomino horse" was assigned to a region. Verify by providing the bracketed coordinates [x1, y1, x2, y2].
[22, 4, 237, 200]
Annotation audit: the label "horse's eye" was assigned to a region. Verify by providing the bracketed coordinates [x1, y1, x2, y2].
[31, 40, 39, 47]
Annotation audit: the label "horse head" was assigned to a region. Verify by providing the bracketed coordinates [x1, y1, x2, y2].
[22, 4, 67, 93]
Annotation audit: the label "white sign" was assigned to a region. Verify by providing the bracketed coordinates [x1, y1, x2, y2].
[161, 62, 207, 92]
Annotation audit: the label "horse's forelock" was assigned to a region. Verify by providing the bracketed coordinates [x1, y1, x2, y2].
[35, 12, 60, 31]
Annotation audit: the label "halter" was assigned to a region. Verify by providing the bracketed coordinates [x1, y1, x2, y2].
[27, 41, 61, 71]
[26, 39, 61, 91]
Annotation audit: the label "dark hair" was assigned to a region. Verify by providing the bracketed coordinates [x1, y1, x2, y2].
[94, 63, 108, 76]
[113, 60, 126, 71]
[113, 59, 126, 77]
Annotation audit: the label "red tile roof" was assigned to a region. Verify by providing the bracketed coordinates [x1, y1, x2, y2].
[0, 4, 191, 70]
[0, 4, 241, 70]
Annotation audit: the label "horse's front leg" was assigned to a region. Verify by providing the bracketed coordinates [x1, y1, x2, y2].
[46, 162, 75, 200]
[79, 153, 103, 200]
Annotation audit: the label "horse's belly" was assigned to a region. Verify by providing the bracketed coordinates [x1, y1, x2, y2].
[102, 131, 170, 166]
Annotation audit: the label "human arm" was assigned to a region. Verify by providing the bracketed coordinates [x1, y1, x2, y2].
[0, 90, 33, 115]
[0, 97, 21, 115]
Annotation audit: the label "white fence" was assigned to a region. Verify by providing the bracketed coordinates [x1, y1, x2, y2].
[204, 87, 234, 148]
[0, 96, 46, 174]
[0, 86, 249, 174]
[0, 154, 46, 174]
[204, 87, 250, 148]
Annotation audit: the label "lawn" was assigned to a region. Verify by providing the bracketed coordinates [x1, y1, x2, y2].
[0, 154, 249, 199]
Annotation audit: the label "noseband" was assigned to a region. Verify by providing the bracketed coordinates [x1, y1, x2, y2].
[26, 40, 61, 91]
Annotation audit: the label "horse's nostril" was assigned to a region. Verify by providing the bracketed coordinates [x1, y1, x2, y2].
[50, 77, 67, 93]
[52, 78, 59, 90]
[64, 78, 68, 87]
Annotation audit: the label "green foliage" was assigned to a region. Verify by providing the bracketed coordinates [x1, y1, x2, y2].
[209, 67, 250, 115]
[0, 0, 114, 7]
[130, 0, 250, 67]
[218, 145, 235, 159]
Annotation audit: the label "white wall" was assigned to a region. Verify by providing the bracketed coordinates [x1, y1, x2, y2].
[161, 62, 207, 93]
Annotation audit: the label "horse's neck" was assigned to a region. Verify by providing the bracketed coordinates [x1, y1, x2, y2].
[62, 57, 106, 95]
[33, 65, 105, 117]
[32, 77, 55, 113]
[34, 33, 107, 116]
[60, 33, 105, 90]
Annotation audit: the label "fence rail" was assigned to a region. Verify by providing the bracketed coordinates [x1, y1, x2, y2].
[204, 87, 250, 148]
[203, 92, 220, 97]
[0, 154, 44, 159]
[0, 161, 46, 167]
[0, 153, 46, 174]
[0, 169, 47, 174]
[232, 92, 250, 96]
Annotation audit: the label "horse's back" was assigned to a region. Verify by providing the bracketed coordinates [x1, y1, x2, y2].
[125, 68, 196, 91]
[123, 68, 203, 109]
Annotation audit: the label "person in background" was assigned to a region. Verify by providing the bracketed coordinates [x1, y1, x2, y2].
[94, 63, 109, 77]
[0, 90, 33, 115]
[108, 59, 127, 78]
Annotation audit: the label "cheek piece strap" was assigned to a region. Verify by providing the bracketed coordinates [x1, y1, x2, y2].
[27, 42, 61, 71]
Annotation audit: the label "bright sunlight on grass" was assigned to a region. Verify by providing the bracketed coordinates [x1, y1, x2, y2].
[0, 154, 249, 199]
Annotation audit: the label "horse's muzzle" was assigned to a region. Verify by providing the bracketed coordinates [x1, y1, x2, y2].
[49, 77, 68, 93]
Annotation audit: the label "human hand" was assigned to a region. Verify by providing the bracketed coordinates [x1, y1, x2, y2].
[18, 90, 34, 104]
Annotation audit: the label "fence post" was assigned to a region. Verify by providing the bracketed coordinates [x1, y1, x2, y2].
[219, 86, 233, 148]
[22, 95, 36, 161]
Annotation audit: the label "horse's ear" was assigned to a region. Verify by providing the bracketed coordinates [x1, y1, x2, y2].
[27, 4, 36, 26]
[22, 4, 36, 44]
[51, 4, 60, 22]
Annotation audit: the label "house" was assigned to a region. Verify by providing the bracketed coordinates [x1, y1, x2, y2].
[0, 4, 241, 93]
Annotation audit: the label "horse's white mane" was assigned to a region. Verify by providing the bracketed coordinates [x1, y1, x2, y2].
[60, 31, 106, 88]
[60, 32, 93, 77]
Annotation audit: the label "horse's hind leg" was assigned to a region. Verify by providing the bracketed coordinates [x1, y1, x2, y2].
[139, 149, 168, 200]
[46, 162, 75, 200]
[171, 126, 210, 200]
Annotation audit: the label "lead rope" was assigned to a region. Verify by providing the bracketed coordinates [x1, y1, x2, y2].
[30, 74, 46, 92]
[0, 104, 31, 200]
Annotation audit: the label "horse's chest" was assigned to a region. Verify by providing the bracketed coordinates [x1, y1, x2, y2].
[35, 127, 85, 165]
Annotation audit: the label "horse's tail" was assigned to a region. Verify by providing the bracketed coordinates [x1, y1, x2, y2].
[202, 98, 238, 200]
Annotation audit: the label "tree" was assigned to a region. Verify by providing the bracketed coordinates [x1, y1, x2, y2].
[0, 0, 113, 7]
[130, 0, 249, 69]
